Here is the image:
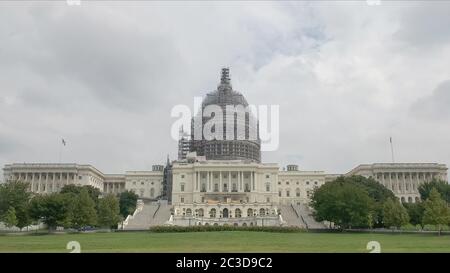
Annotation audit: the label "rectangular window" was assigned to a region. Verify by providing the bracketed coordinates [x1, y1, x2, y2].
[286, 191, 290, 197]
[180, 197, 184, 203]
[181, 184, 185, 192]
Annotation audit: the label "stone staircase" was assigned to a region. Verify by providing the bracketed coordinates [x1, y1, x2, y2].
[280, 204, 327, 229]
[291, 204, 327, 229]
[123, 201, 172, 230]
[280, 205, 306, 228]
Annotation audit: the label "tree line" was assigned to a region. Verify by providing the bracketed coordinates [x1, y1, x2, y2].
[311, 176, 450, 234]
[0, 181, 139, 231]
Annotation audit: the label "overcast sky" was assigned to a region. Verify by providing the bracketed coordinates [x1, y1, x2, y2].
[1, 1, 449, 176]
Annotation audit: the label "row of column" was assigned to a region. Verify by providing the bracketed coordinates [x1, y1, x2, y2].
[377, 172, 433, 194]
[194, 171, 257, 193]
[13, 172, 74, 193]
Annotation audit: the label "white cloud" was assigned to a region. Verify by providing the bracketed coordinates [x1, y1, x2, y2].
[0, 1, 449, 176]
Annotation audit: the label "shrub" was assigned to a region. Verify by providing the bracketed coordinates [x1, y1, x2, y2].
[148, 225, 306, 233]
[423, 224, 436, 231]
[400, 224, 418, 231]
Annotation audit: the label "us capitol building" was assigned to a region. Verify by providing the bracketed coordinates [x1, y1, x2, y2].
[2, 69, 448, 229]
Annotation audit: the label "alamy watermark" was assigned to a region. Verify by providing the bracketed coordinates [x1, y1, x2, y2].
[171, 97, 279, 151]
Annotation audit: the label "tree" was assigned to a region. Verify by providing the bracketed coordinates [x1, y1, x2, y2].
[419, 179, 450, 203]
[0, 181, 32, 229]
[382, 198, 410, 229]
[311, 178, 374, 229]
[61, 185, 101, 203]
[119, 191, 138, 218]
[29, 193, 73, 230]
[346, 175, 397, 227]
[71, 188, 97, 229]
[4, 207, 18, 228]
[403, 202, 425, 227]
[422, 188, 450, 235]
[346, 176, 396, 203]
[97, 194, 121, 229]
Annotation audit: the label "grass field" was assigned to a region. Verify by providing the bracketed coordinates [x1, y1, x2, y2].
[0, 231, 450, 253]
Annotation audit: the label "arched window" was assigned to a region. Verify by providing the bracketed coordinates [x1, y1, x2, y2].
[222, 208, 229, 218]
[408, 197, 413, 203]
[150, 188, 155, 198]
[247, 208, 253, 217]
[186, 208, 192, 216]
[401, 197, 405, 203]
[235, 208, 242, 218]
[259, 208, 265, 216]
[296, 188, 300, 197]
[209, 208, 216, 218]
[198, 208, 204, 217]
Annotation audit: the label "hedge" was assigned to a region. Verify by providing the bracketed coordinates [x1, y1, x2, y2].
[148, 225, 306, 233]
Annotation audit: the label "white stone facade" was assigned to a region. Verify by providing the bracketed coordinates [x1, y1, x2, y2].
[125, 171, 164, 199]
[2, 163, 164, 198]
[346, 163, 448, 203]
[170, 159, 281, 226]
[2, 162, 448, 209]
[277, 170, 326, 205]
[2, 163, 105, 194]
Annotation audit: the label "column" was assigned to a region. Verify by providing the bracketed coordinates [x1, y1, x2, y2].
[254, 171, 257, 191]
[66, 172, 69, 185]
[237, 171, 240, 191]
[52, 173, 56, 192]
[252, 172, 255, 191]
[388, 172, 392, 192]
[207, 171, 211, 192]
[195, 171, 198, 191]
[404, 173, 408, 194]
[45, 172, 49, 193]
[228, 171, 231, 191]
[30, 173, 35, 192]
[219, 171, 223, 192]
[38, 173, 42, 192]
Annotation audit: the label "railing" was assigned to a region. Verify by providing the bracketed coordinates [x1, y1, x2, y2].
[119, 199, 144, 229]
[153, 203, 161, 219]
[290, 203, 299, 218]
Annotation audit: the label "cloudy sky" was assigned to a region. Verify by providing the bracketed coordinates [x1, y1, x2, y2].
[1, 1, 449, 176]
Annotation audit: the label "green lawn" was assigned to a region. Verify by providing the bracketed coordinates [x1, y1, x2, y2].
[0, 231, 449, 253]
